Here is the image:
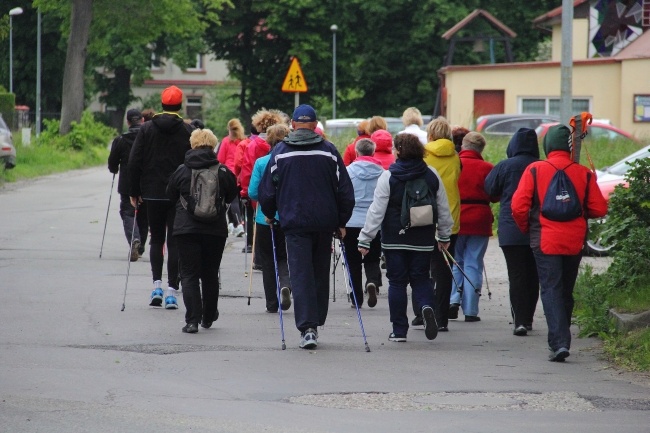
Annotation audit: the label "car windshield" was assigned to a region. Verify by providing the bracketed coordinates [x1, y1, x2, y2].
[605, 145, 650, 176]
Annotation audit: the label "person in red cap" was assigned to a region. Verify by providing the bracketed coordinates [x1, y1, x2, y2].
[128, 85, 194, 310]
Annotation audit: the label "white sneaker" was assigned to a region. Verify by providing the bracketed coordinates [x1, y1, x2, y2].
[228, 223, 234, 235]
[233, 225, 245, 237]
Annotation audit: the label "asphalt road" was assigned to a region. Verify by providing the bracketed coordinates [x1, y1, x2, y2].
[1, 167, 648, 433]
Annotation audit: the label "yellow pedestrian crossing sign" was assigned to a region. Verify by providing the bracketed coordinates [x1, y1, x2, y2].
[281, 57, 308, 93]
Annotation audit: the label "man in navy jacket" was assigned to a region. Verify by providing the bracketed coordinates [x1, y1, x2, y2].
[259, 105, 355, 349]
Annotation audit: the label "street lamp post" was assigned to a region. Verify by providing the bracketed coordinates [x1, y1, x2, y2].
[9, 7, 24, 94]
[330, 24, 338, 120]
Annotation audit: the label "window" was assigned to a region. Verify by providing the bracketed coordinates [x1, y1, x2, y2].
[519, 97, 591, 116]
[187, 54, 204, 71]
[151, 52, 162, 71]
[186, 96, 202, 120]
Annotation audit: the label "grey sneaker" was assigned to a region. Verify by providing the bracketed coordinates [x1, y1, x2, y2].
[130, 240, 141, 262]
[422, 306, 439, 340]
[299, 328, 318, 349]
[388, 333, 407, 342]
[280, 287, 291, 311]
[513, 325, 528, 336]
[549, 347, 570, 362]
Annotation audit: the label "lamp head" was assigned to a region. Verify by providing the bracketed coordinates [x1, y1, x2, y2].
[330, 24, 338, 32]
[9, 7, 24, 16]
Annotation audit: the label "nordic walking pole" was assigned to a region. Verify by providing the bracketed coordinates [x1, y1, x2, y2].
[243, 201, 249, 277]
[121, 202, 139, 311]
[247, 209, 258, 306]
[441, 247, 463, 294]
[483, 261, 492, 300]
[270, 223, 286, 350]
[100, 173, 116, 258]
[331, 239, 337, 302]
[443, 248, 480, 294]
[338, 237, 371, 352]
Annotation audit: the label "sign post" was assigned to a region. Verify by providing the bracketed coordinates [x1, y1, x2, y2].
[281, 57, 308, 108]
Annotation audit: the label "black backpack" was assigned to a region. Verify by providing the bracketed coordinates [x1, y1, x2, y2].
[399, 177, 437, 234]
[533, 161, 589, 222]
[179, 164, 222, 222]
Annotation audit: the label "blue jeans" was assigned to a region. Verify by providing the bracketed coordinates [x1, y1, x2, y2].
[533, 250, 582, 352]
[450, 235, 488, 317]
[385, 249, 434, 336]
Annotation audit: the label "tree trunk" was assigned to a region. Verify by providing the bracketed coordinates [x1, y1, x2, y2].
[59, 0, 93, 135]
[108, 66, 133, 132]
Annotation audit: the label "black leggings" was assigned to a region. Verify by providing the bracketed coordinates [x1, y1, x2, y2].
[145, 200, 179, 288]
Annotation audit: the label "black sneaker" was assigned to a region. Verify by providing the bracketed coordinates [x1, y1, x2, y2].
[201, 309, 219, 329]
[464, 315, 481, 322]
[182, 323, 198, 334]
[513, 325, 528, 336]
[366, 283, 377, 308]
[525, 324, 533, 331]
[241, 246, 253, 253]
[448, 303, 460, 320]
[411, 315, 423, 326]
[300, 328, 318, 349]
[388, 333, 407, 342]
[549, 347, 570, 362]
[280, 287, 291, 310]
[422, 306, 438, 340]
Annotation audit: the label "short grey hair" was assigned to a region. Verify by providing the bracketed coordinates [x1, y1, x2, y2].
[461, 131, 486, 153]
[355, 138, 376, 156]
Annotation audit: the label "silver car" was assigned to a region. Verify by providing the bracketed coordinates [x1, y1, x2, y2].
[0, 116, 16, 169]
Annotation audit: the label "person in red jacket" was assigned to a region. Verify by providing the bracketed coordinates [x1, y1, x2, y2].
[342, 119, 370, 166]
[448, 132, 499, 324]
[240, 110, 285, 255]
[369, 129, 396, 169]
[512, 124, 607, 362]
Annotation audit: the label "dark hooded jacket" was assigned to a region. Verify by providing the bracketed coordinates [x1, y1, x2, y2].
[166, 147, 238, 237]
[108, 124, 141, 195]
[484, 128, 540, 246]
[258, 128, 355, 234]
[358, 158, 453, 251]
[128, 113, 194, 200]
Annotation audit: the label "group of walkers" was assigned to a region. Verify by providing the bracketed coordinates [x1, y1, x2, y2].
[108, 86, 608, 361]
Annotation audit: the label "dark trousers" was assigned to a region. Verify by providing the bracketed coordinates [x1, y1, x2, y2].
[285, 231, 332, 332]
[428, 234, 458, 327]
[533, 251, 582, 352]
[256, 223, 290, 311]
[119, 194, 148, 246]
[502, 245, 539, 327]
[227, 197, 242, 227]
[145, 200, 178, 288]
[176, 234, 226, 325]
[385, 249, 434, 336]
[342, 227, 382, 307]
[244, 201, 255, 248]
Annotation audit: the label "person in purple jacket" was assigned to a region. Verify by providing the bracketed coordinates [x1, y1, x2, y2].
[258, 105, 355, 350]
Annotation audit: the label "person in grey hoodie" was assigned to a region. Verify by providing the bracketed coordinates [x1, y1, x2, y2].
[358, 134, 453, 342]
[484, 127, 540, 336]
[343, 138, 385, 309]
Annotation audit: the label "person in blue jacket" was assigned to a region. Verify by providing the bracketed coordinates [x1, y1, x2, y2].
[484, 127, 540, 336]
[343, 138, 385, 308]
[258, 105, 355, 350]
[248, 123, 292, 314]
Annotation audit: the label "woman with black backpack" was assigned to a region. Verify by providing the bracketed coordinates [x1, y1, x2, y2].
[166, 129, 238, 334]
[357, 134, 453, 343]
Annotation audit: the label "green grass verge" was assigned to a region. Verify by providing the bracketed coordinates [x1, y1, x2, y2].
[1, 139, 108, 184]
[603, 328, 650, 372]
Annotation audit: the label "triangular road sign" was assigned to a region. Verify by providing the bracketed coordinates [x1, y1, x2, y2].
[281, 57, 308, 93]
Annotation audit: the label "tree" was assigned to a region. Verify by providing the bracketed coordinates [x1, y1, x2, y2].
[59, 0, 92, 134]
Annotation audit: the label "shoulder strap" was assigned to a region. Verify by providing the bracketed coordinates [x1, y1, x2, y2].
[583, 171, 591, 219]
[531, 167, 539, 207]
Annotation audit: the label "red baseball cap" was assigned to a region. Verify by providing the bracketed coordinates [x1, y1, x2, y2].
[161, 85, 183, 106]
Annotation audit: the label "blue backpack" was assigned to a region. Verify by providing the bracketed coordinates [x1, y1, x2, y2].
[532, 161, 589, 222]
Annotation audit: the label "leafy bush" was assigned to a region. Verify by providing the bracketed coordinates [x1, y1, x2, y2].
[36, 111, 116, 151]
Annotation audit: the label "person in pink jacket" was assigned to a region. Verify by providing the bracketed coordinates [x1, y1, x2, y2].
[217, 118, 246, 236]
[369, 129, 396, 169]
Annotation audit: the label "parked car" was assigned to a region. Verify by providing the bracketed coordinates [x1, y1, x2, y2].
[582, 144, 650, 256]
[324, 118, 365, 140]
[0, 116, 16, 170]
[535, 121, 641, 145]
[475, 114, 559, 136]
